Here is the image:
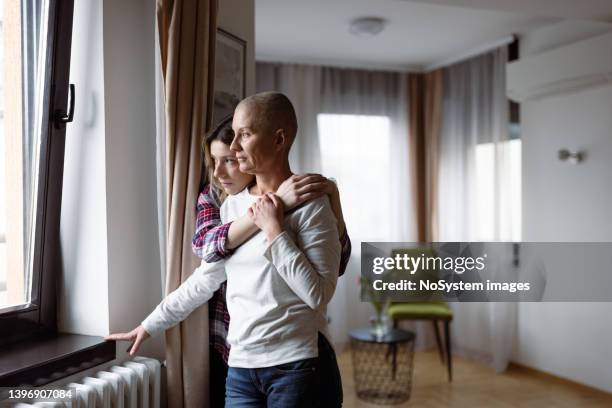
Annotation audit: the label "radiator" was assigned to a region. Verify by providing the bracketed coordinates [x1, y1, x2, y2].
[12, 357, 161, 408]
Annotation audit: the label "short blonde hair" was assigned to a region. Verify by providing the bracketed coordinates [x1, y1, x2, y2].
[237, 92, 298, 145]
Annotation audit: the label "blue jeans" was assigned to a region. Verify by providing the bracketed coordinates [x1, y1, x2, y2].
[225, 333, 342, 407]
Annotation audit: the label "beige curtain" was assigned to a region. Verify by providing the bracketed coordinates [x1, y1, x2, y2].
[157, 1, 217, 407]
[408, 70, 443, 242]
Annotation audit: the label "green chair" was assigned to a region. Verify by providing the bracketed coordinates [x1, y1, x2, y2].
[386, 247, 454, 382]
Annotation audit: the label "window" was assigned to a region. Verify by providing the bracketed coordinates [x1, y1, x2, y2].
[0, 0, 28, 309]
[0, 1, 8, 307]
[474, 139, 521, 241]
[317, 113, 392, 242]
[0, 0, 75, 343]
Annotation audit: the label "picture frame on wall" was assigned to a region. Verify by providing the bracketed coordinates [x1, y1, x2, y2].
[213, 28, 247, 123]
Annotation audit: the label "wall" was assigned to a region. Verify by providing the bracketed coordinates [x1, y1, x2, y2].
[60, 0, 162, 361]
[218, 0, 256, 96]
[103, 0, 162, 359]
[515, 23, 612, 393]
[59, 0, 109, 337]
[520, 19, 612, 57]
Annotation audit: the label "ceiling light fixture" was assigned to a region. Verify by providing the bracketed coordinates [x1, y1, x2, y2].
[349, 17, 387, 37]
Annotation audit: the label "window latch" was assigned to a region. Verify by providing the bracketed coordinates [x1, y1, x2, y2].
[54, 83, 75, 129]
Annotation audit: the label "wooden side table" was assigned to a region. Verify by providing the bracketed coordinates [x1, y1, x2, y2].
[350, 328, 416, 405]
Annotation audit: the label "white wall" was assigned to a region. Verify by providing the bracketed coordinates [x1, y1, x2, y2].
[60, 0, 109, 337]
[103, 0, 163, 360]
[60, 0, 163, 361]
[515, 23, 612, 393]
[520, 19, 612, 57]
[219, 0, 256, 96]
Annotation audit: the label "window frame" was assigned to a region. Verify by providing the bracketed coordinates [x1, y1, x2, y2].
[0, 0, 75, 345]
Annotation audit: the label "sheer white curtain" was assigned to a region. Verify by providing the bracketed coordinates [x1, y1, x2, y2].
[257, 63, 416, 350]
[155, 23, 167, 293]
[256, 63, 323, 174]
[318, 66, 414, 245]
[438, 47, 518, 372]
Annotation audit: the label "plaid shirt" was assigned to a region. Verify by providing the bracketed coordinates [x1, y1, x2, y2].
[192, 184, 352, 364]
[192, 185, 234, 262]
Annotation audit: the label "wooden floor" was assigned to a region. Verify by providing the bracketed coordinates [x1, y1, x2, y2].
[339, 350, 612, 407]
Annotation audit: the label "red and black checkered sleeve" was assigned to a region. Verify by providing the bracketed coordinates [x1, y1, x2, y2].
[192, 185, 235, 262]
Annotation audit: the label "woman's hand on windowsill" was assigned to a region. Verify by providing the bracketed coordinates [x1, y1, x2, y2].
[105, 325, 150, 356]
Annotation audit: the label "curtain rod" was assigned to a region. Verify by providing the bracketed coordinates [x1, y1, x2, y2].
[424, 35, 515, 72]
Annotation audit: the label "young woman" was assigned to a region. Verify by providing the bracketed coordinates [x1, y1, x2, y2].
[108, 115, 351, 406]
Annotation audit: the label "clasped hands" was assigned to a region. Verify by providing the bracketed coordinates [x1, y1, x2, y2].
[248, 173, 337, 242]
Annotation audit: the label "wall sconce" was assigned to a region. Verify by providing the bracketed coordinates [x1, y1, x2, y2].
[558, 149, 584, 164]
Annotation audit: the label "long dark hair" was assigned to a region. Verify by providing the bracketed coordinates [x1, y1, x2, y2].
[205, 114, 234, 148]
[202, 115, 234, 200]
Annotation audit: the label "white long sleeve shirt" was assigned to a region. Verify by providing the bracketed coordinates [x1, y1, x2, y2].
[141, 260, 226, 337]
[222, 189, 340, 368]
[141, 187, 341, 368]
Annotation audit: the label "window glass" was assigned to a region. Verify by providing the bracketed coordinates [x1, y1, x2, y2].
[0, 0, 49, 309]
[475, 139, 522, 241]
[317, 113, 391, 243]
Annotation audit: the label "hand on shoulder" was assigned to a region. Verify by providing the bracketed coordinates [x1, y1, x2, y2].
[276, 173, 337, 210]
